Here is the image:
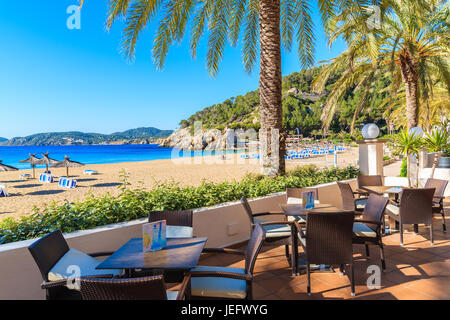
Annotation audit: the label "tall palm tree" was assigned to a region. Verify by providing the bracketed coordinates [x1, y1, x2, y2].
[104, 0, 363, 175]
[313, 0, 449, 134]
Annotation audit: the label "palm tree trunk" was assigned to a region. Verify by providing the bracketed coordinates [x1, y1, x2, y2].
[400, 55, 419, 130]
[431, 152, 439, 178]
[258, 0, 285, 176]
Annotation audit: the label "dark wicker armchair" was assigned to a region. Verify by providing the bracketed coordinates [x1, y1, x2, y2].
[385, 188, 435, 245]
[357, 175, 383, 196]
[352, 194, 389, 270]
[28, 230, 118, 300]
[80, 274, 190, 300]
[295, 211, 355, 296]
[337, 181, 367, 213]
[188, 224, 266, 300]
[424, 178, 448, 232]
[240, 196, 296, 270]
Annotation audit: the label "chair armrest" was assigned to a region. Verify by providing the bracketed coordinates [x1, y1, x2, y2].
[252, 211, 284, 217]
[259, 220, 294, 226]
[41, 279, 68, 289]
[189, 271, 253, 281]
[88, 251, 115, 258]
[202, 248, 245, 255]
[176, 274, 191, 300]
[387, 199, 399, 206]
[355, 219, 383, 225]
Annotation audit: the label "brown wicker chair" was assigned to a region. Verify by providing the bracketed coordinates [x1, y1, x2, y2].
[147, 210, 194, 282]
[240, 196, 295, 268]
[79, 274, 190, 300]
[424, 178, 448, 232]
[337, 181, 367, 213]
[385, 188, 435, 245]
[295, 211, 356, 296]
[188, 224, 265, 299]
[28, 230, 117, 300]
[352, 194, 389, 270]
[357, 175, 383, 196]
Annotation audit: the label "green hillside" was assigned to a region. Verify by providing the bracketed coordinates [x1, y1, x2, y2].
[179, 66, 391, 138]
[0, 127, 173, 146]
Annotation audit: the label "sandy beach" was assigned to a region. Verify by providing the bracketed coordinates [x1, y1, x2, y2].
[0, 147, 369, 220]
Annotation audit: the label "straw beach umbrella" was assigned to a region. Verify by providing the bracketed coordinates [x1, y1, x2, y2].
[36, 152, 59, 173]
[51, 156, 84, 177]
[19, 153, 40, 178]
[0, 160, 18, 172]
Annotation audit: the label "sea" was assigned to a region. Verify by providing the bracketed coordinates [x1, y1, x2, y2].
[0, 144, 234, 170]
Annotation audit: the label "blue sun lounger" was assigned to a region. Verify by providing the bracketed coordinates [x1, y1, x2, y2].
[0, 185, 8, 197]
[39, 173, 53, 183]
[58, 177, 77, 188]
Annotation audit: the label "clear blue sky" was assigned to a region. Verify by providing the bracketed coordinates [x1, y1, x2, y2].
[0, 0, 346, 139]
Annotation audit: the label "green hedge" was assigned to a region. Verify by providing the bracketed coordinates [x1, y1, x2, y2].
[0, 165, 359, 244]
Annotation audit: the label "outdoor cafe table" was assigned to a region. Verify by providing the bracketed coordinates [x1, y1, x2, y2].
[359, 185, 403, 202]
[96, 237, 207, 278]
[279, 203, 354, 275]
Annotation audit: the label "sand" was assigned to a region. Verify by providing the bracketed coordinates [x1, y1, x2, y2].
[0, 147, 377, 220]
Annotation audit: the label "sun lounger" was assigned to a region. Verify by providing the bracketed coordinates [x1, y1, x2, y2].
[20, 174, 32, 180]
[39, 173, 54, 183]
[83, 169, 98, 175]
[0, 185, 8, 197]
[58, 177, 77, 189]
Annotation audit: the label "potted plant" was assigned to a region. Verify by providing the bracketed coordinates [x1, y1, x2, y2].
[389, 129, 422, 187]
[438, 145, 450, 169]
[423, 127, 450, 176]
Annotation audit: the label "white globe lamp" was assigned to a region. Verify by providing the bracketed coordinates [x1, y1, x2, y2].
[409, 126, 424, 138]
[361, 123, 380, 140]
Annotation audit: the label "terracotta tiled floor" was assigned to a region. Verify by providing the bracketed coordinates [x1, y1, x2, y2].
[196, 201, 450, 300]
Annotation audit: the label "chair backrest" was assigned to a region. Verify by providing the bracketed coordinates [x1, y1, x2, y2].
[362, 194, 389, 232]
[305, 211, 354, 265]
[399, 188, 435, 224]
[240, 196, 255, 224]
[357, 175, 383, 189]
[337, 182, 355, 211]
[80, 275, 168, 300]
[28, 230, 70, 282]
[286, 188, 319, 203]
[148, 210, 193, 227]
[424, 178, 448, 203]
[244, 224, 266, 274]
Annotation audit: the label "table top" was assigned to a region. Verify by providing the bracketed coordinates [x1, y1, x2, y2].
[96, 237, 207, 271]
[360, 186, 403, 195]
[279, 203, 351, 216]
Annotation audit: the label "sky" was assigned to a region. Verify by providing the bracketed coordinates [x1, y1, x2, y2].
[0, 0, 346, 139]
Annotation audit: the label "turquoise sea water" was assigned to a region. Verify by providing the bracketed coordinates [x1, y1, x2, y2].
[0, 144, 233, 170]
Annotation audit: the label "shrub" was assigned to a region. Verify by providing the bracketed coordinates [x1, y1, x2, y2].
[0, 165, 359, 244]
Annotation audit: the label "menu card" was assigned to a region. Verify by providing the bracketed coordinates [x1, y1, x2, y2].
[302, 191, 316, 209]
[143, 220, 167, 252]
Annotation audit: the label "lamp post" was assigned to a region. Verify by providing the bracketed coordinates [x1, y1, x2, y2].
[357, 123, 386, 176]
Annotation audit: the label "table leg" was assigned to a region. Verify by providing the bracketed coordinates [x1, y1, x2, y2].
[414, 224, 419, 234]
[291, 224, 298, 276]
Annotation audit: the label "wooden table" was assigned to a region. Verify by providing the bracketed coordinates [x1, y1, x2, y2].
[279, 203, 353, 275]
[360, 186, 403, 201]
[97, 237, 207, 277]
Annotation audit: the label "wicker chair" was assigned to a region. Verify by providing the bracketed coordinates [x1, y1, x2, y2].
[147, 210, 194, 282]
[352, 194, 389, 270]
[28, 230, 118, 300]
[385, 188, 435, 245]
[240, 196, 295, 267]
[79, 274, 190, 300]
[295, 211, 356, 296]
[337, 181, 367, 213]
[357, 175, 383, 196]
[188, 224, 265, 299]
[424, 178, 448, 232]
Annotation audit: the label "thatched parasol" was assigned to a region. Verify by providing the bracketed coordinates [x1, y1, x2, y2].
[51, 156, 84, 177]
[36, 152, 59, 173]
[19, 153, 41, 178]
[0, 160, 18, 172]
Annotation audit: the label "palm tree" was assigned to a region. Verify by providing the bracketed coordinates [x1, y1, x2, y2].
[422, 126, 449, 177]
[103, 0, 365, 175]
[390, 129, 422, 186]
[312, 0, 449, 134]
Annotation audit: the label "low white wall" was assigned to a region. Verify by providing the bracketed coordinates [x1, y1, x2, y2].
[0, 179, 355, 300]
